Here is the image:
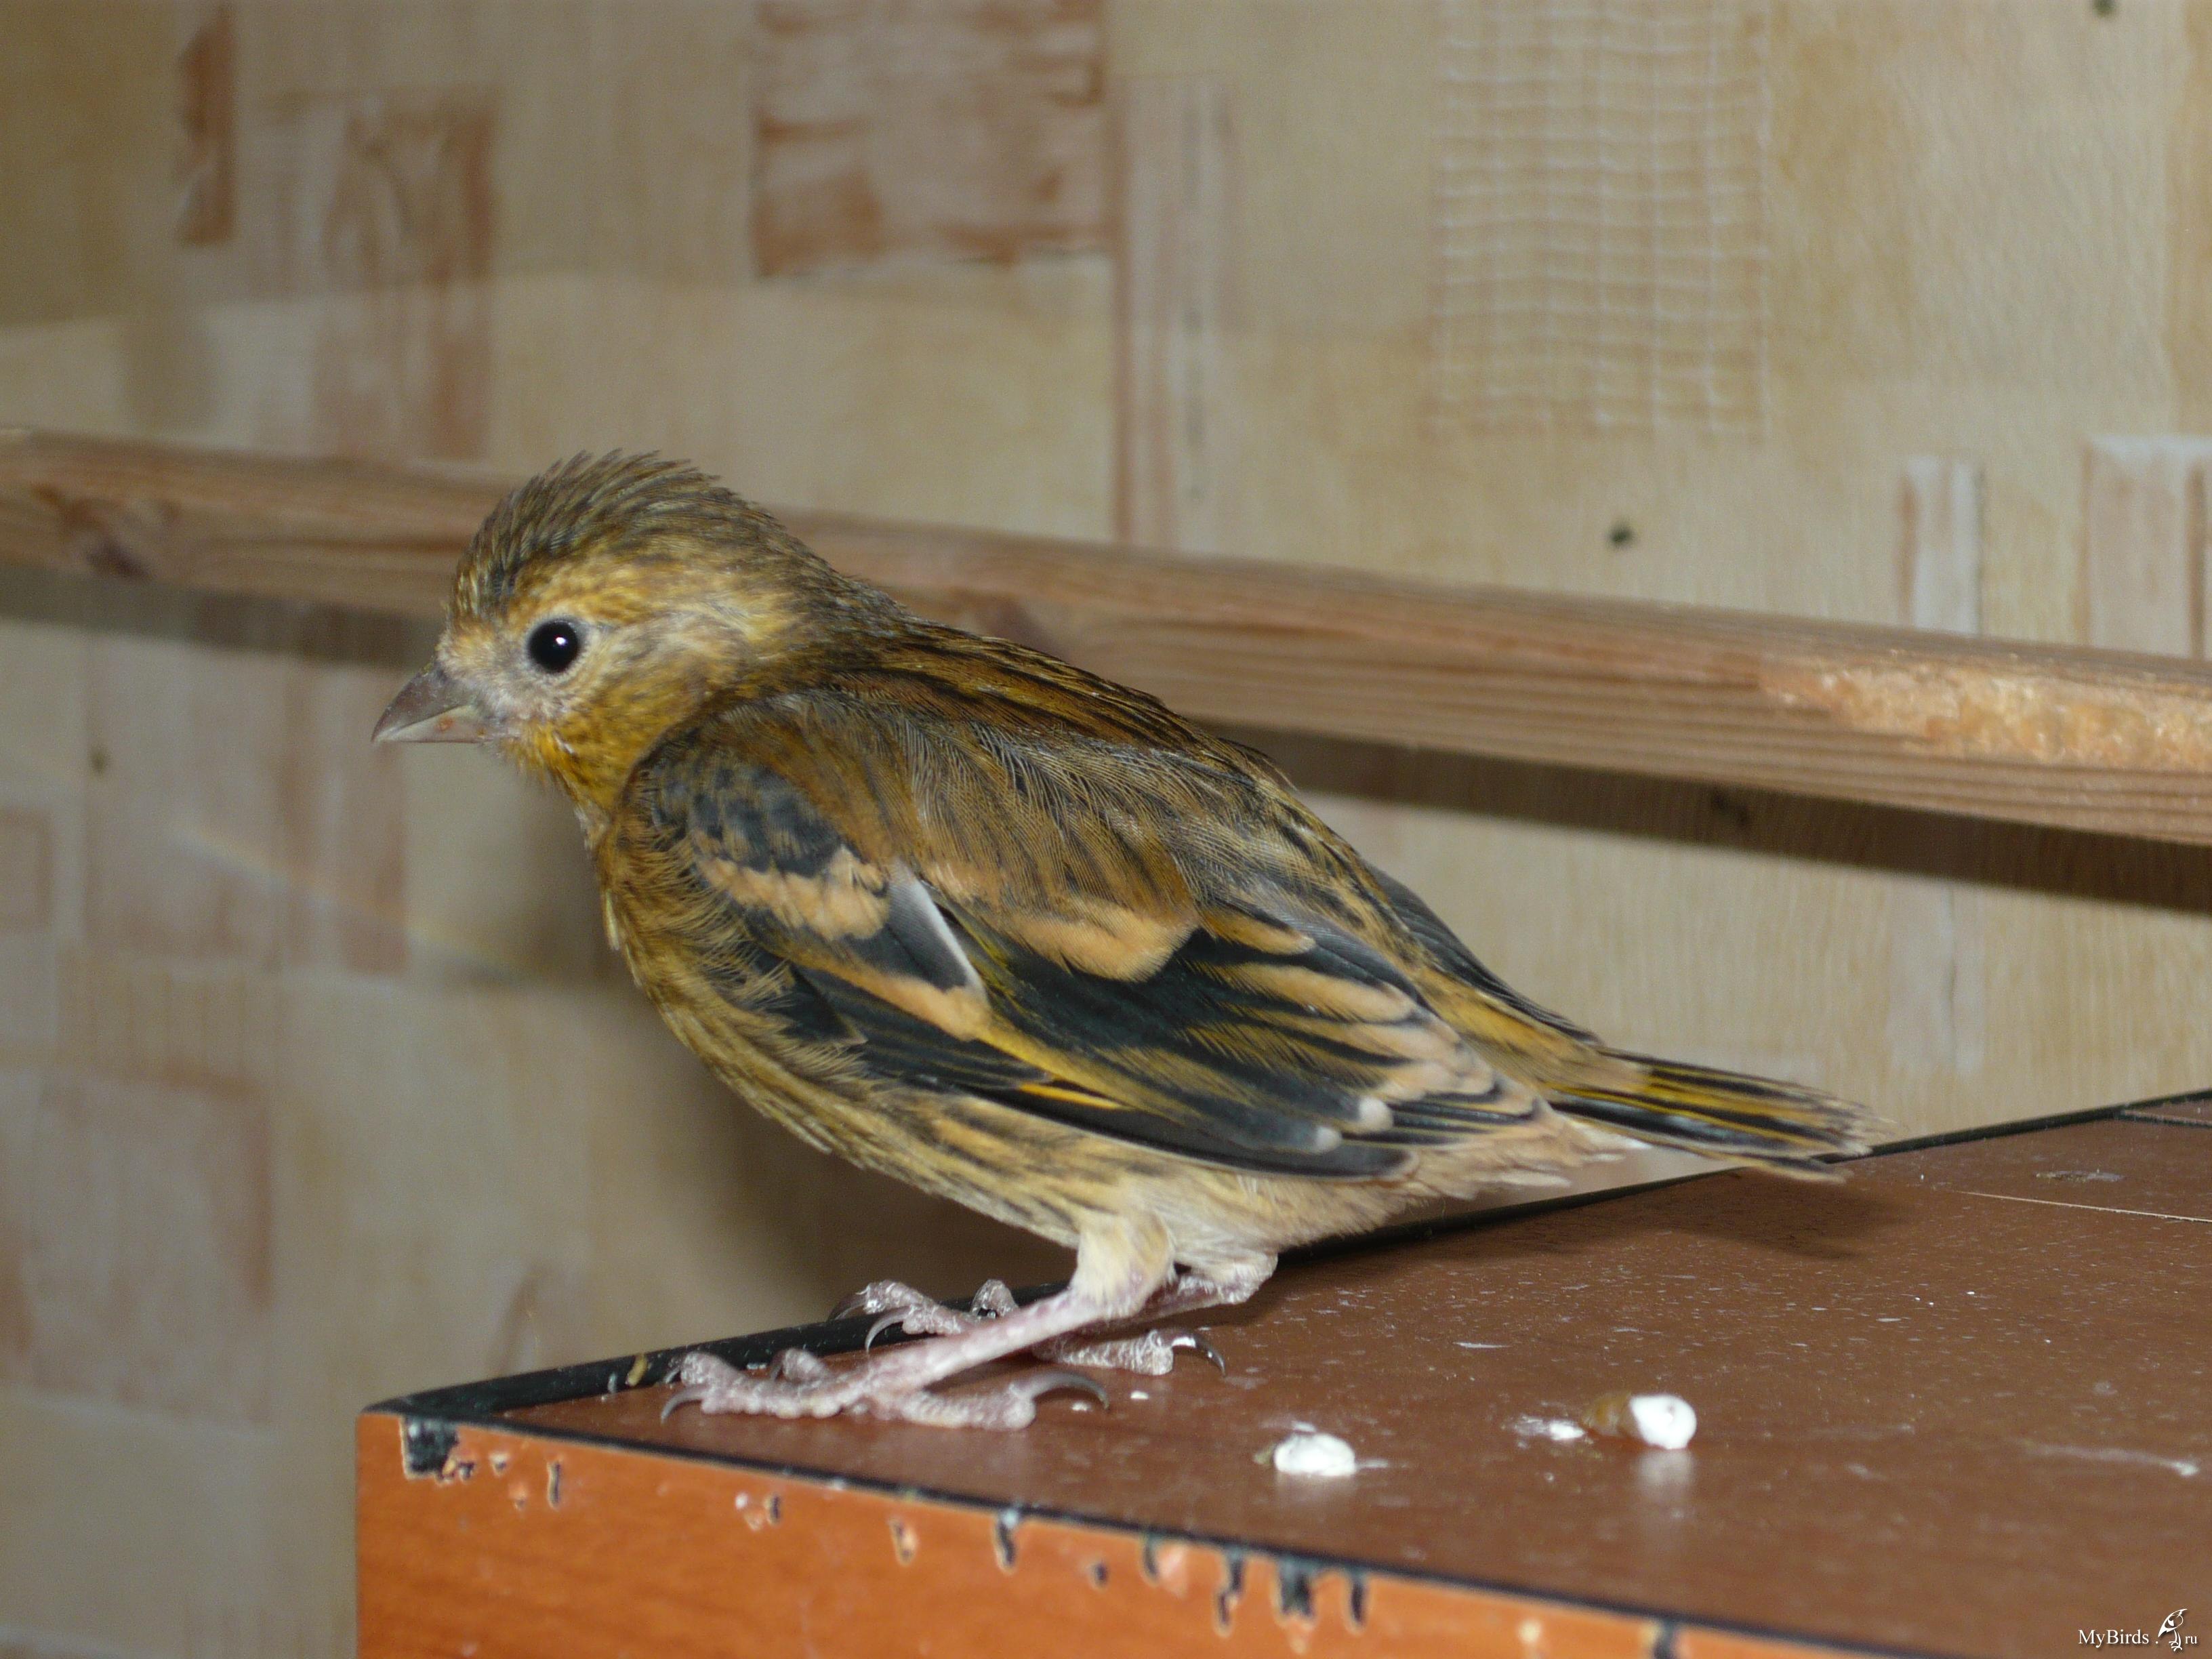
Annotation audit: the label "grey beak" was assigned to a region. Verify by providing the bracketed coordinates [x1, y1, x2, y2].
[373, 663, 489, 744]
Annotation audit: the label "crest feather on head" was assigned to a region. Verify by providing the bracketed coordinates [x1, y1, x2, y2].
[455, 452, 802, 618]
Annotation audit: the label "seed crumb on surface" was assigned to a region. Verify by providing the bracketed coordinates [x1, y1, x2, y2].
[1582, 1392, 1697, 1450]
[1266, 1431, 1359, 1477]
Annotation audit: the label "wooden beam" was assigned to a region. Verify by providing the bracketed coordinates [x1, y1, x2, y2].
[9, 428, 2212, 846]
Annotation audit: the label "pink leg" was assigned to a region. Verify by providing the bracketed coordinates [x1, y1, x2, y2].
[664, 1232, 1174, 1429]
[1039, 1257, 1273, 1374]
[832, 1256, 1276, 1379]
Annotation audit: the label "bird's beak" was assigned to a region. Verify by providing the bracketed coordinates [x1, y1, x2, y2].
[373, 662, 489, 744]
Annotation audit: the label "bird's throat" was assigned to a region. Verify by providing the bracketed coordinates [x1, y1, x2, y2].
[514, 691, 691, 817]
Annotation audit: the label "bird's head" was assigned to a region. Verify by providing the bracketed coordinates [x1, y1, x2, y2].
[374, 453, 884, 810]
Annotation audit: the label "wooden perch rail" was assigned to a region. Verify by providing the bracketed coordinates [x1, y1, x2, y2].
[7, 427, 2212, 846]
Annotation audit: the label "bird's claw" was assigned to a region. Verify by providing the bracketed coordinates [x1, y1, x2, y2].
[660, 1384, 706, 1421]
[661, 1353, 729, 1420]
[1029, 1368, 1110, 1408]
[659, 1347, 763, 1418]
[1040, 1325, 1229, 1377]
[674, 1350, 824, 1415]
[837, 1279, 1012, 1349]
[1174, 1330, 1229, 1372]
[867, 1301, 991, 1349]
[831, 1279, 940, 1322]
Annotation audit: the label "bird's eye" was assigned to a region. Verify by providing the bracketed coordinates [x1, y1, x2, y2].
[527, 619, 583, 674]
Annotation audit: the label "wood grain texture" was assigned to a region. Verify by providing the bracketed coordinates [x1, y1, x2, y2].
[1900, 455, 1982, 638]
[1887, 874, 1984, 1078]
[81, 623, 407, 972]
[0, 803, 52, 931]
[1113, 77, 1238, 554]
[1889, 456, 1986, 1076]
[751, 0, 1107, 276]
[15, 432, 2212, 846]
[2081, 436, 2212, 657]
[0, 1068, 271, 1421]
[17, 429, 2212, 844]
[253, 89, 496, 462]
[83, 626, 294, 964]
[173, 5, 234, 246]
[54, 951, 281, 1095]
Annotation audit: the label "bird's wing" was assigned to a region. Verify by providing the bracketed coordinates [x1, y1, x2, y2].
[627, 697, 1540, 1180]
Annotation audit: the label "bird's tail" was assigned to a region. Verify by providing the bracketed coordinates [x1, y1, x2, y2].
[1546, 1051, 1877, 1174]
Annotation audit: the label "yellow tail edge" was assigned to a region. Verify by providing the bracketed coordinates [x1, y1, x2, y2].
[1549, 1052, 1882, 1172]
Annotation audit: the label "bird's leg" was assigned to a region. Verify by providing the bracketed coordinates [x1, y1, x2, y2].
[956, 1277, 1216, 1374]
[665, 1232, 1171, 1428]
[832, 1257, 1276, 1377]
[1034, 1256, 1274, 1376]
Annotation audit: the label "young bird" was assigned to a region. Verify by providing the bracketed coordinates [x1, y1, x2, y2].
[376, 455, 1875, 1429]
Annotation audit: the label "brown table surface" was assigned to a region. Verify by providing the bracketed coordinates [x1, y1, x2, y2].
[359, 1098, 2212, 1659]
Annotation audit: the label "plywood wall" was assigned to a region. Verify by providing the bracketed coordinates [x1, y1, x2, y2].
[8, 2, 2212, 1653]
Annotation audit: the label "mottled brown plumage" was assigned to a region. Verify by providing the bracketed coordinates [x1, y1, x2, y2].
[377, 453, 1875, 1428]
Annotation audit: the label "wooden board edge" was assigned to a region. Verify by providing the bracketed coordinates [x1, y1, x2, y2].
[355, 1412, 1918, 1659]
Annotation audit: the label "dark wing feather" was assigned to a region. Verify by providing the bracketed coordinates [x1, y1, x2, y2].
[945, 899, 1530, 1144]
[796, 968, 1409, 1178]
[1368, 868, 1598, 1045]
[632, 703, 1535, 1181]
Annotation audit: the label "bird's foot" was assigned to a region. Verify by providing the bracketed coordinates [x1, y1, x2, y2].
[831, 1277, 1017, 1347]
[659, 1349, 1105, 1429]
[659, 1349, 852, 1418]
[831, 1278, 1225, 1376]
[1037, 1328, 1227, 1376]
[985, 1278, 1225, 1374]
[832, 1277, 980, 1323]
[876, 1368, 1106, 1429]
